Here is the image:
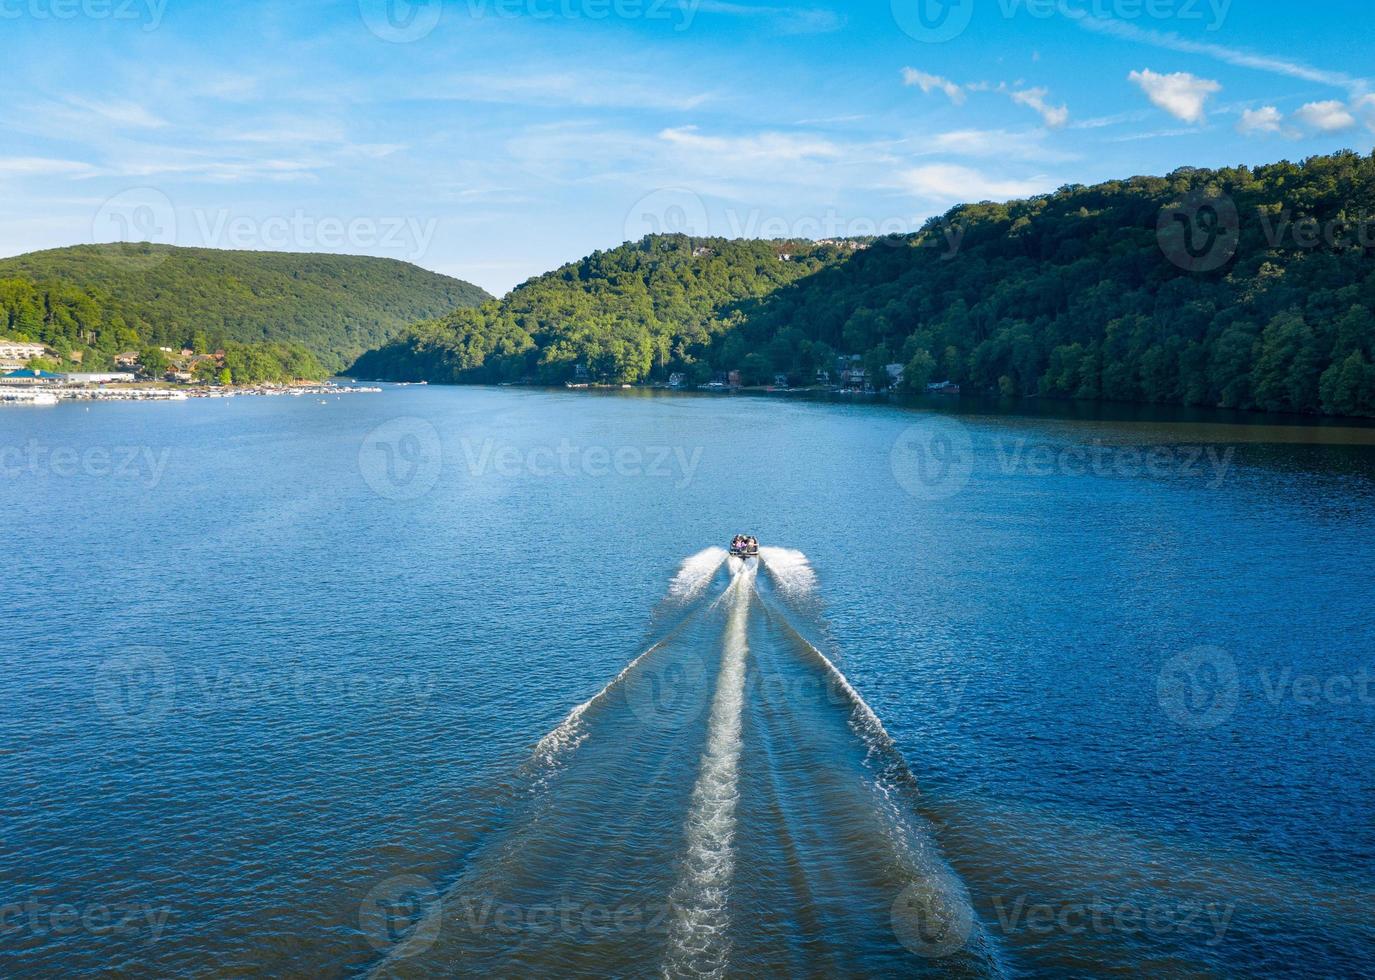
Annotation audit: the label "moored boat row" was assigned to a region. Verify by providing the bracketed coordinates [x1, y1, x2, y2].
[0, 383, 382, 405]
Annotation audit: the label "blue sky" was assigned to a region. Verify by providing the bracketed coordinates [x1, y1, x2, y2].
[2, 0, 1372, 294]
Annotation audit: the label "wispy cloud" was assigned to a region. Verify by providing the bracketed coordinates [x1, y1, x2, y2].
[1078, 18, 1370, 97]
[901, 68, 966, 106]
[0, 157, 99, 178]
[1110, 127, 1208, 143]
[65, 96, 168, 129]
[440, 72, 713, 113]
[1010, 87, 1069, 128]
[659, 126, 850, 163]
[685, 0, 845, 34]
[1069, 109, 1153, 130]
[904, 72, 1068, 126]
[922, 128, 1078, 163]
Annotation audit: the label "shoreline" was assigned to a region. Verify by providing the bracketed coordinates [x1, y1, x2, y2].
[0, 382, 381, 405]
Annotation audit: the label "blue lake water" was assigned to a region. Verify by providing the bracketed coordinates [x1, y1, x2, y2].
[2, 386, 1374, 977]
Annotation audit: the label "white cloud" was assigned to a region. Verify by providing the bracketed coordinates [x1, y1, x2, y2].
[1128, 69, 1221, 124]
[1293, 100, 1357, 133]
[1010, 87, 1069, 128]
[899, 163, 1055, 202]
[901, 68, 966, 106]
[924, 128, 1078, 163]
[658, 126, 848, 163]
[962, 80, 1070, 127]
[1237, 106, 1285, 136]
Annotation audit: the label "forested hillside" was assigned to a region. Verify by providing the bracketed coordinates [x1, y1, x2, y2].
[733, 150, 1375, 417]
[350, 237, 860, 384]
[357, 151, 1375, 417]
[0, 245, 489, 372]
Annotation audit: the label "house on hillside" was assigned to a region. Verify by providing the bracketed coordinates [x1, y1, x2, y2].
[0, 339, 47, 370]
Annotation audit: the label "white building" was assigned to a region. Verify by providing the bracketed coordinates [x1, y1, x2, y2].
[65, 372, 136, 385]
[0, 339, 47, 367]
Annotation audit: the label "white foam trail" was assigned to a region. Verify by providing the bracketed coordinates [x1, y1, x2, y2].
[664, 566, 754, 978]
[531, 550, 727, 773]
[756, 598, 1002, 974]
[669, 547, 728, 602]
[756, 596, 900, 766]
[758, 547, 817, 602]
[529, 636, 673, 772]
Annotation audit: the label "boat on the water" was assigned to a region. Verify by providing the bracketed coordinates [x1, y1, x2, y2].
[0, 389, 58, 406]
[730, 534, 759, 558]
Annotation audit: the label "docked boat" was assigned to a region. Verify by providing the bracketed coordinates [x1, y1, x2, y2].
[0, 389, 58, 406]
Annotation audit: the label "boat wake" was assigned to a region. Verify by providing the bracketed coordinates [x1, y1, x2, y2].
[369, 548, 999, 978]
[668, 547, 728, 603]
[663, 563, 754, 978]
[757, 546, 818, 604]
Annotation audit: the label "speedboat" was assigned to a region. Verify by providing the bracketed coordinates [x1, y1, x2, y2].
[730, 535, 759, 558]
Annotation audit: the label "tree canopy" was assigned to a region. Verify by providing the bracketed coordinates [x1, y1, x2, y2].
[350, 236, 860, 385]
[0, 244, 489, 373]
[354, 151, 1375, 418]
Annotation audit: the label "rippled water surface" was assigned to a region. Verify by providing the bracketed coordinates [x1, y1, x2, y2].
[2, 387, 1374, 977]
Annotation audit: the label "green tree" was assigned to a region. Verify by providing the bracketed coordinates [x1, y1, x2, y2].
[904, 348, 937, 391]
[1319, 351, 1373, 416]
[138, 347, 169, 378]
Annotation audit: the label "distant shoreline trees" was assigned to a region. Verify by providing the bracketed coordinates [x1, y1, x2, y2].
[355, 151, 1375, 418]
[0, 244, 489, 375]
